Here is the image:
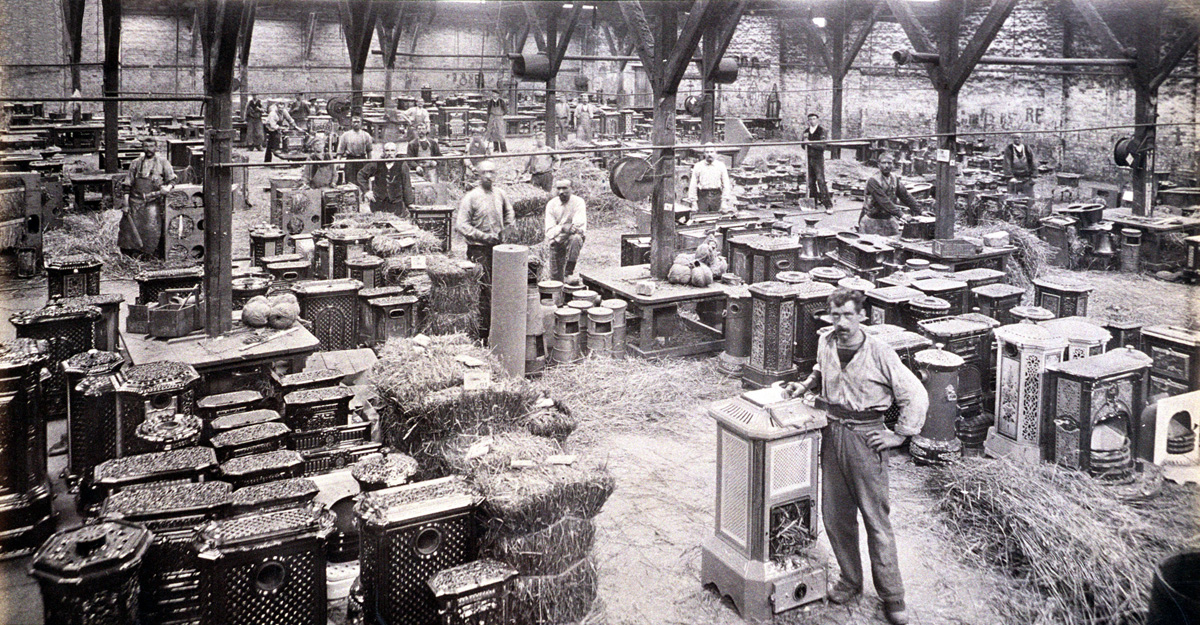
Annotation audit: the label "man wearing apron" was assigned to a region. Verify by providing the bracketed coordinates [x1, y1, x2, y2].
[485, 90, 508, 153]
[119, 138, 176, 258]
[456, 160, 514, 340]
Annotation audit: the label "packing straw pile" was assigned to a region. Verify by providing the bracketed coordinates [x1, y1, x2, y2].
[424, 255, 483, 336]
[928, 457, 1200, 625]
[433, 431, 613, 624]
[506, 183, 551, 246]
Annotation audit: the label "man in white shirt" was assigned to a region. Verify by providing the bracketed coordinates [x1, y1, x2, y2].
[544, 178, 586, 282]
[687, 145, 734, 213]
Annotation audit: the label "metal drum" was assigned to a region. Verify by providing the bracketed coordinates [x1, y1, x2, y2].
[551, 308, 582, 365]
[910, 345, 965, 466]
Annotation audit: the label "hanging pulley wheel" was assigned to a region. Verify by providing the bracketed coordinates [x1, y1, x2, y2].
[610, 157, 655, 202]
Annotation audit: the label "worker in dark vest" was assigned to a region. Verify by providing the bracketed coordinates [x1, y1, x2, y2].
[803, 113, 834, 213]
[1004, 133, 1036, 197]
[859, 152, 922, 237]
[119, 138, 177, 258]
[406, 126, 442, 183]
[357, 142, 415, 217]
[786, 287, 928, 625]
[485, 89, 508, 153]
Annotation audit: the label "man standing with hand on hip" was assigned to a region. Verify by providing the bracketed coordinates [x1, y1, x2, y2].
[786, 288, 928, 625]
[457, 160, 514, 340]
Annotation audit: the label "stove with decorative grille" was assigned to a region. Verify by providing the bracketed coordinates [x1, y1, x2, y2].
[194, 505, 333, 625]
[356, 476, 482, 625]
[702, 385, 829, 622]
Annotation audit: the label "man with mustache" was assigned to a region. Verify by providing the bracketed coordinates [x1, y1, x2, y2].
[786, 288, 928, 625]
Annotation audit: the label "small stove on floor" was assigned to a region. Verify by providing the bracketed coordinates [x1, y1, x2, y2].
[702, 385, 829, 622]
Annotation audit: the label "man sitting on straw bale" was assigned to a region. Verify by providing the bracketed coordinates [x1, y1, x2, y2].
[457, 160, 515, 339]
[785, 287, 928, 625]
[859, 151, 922, 237]
[357, 142, 415, 217]
[544, 178, 586, 283]
[687, 145, 734, 214]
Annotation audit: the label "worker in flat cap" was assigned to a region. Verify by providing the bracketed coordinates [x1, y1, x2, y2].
[544, 178, 586, 283]
[357, 142, 415, 217]
[457, 159, 514, 339]
[118, 137, 176, 258]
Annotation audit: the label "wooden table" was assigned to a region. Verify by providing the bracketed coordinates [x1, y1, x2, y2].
[123, 321, 320, 398]
[579, 264, 728, 358]
[894, 240, 1015, 272]
[1104, 209, 1200, 271]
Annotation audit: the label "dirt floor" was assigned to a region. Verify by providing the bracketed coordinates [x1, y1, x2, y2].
[2, 136, 1197, 624]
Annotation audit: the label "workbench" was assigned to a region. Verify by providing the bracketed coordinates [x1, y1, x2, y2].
[122, 321, 320, 398]
[580, 264, 727, 359]
[1105, 208, 1200, 271]
[893, 240, 1016, 272]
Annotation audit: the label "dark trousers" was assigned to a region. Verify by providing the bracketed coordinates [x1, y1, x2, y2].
[467, 242, 494, 340]
[821, 419, 906, 608]
[265, 129, 281, 163]
[548, 233, 584, 281]
[807, 156, 832, 208]
[531, 171, 554, 192]
[697, 188, 722, 213]
[343, 158, 367, 188]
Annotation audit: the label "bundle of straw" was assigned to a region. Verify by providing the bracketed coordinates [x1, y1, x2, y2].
[425, 255, 482, 336]
[44, 210, 177, 278]
[481, 514, 595, 575]
[370, 230, 443, 258]
[958, 221, 1052, 291]
[928, 457, 1199, 625]
[509, 557, 598, 625]
[507, 183, 552, 220]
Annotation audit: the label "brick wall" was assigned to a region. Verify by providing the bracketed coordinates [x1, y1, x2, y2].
[1, 0, 1194, 178]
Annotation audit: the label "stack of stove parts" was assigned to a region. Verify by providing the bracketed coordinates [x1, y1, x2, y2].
[194, 505, 333, 625]
[829, 232, 894, 280]
[1057, 203, 1114, 269]
[219, 449, 305, 489]
[100, 481, 232, 625]
[795, 217, 834, 272]
[0, 338, 56, 558]
[229, 477, 319, 516]
[196, 390, 262, 429]
[282, 385, 378, 476]
[88, 447, 219, 515]
[113, 361, 201, 457]
[10, 299, 101, 420]
[356, 476, 482, 625]
[269, 368, 343, 412]
[61, 350, 123, 490]
[210, 422, 291, 461]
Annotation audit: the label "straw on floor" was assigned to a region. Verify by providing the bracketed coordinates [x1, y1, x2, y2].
[927, 457, 1200, 625]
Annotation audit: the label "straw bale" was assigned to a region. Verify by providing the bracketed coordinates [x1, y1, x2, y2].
[44, 210, 182, 278]
[480, 514, 595, 576]
[509, 556, 598, 625]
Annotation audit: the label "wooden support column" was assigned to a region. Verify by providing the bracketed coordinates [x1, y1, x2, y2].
[201, 0, 247, 337]
[886, 0, 1013, 239]
[651, 5, 678, 279]
[837, 1, 882, 140]
[101, 0, 120, 174]
[237, 0, 256, 116]
[340, 0, 379, 117]
[701, 0, 747, 144]
[546, 8, 559, 147]
[932, 0, 962, 241]
[61, 0, 86, 96]
[376, 4, 404, 110]
[1069, 0, 1194, 216]
[829, 15, 846, 142]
